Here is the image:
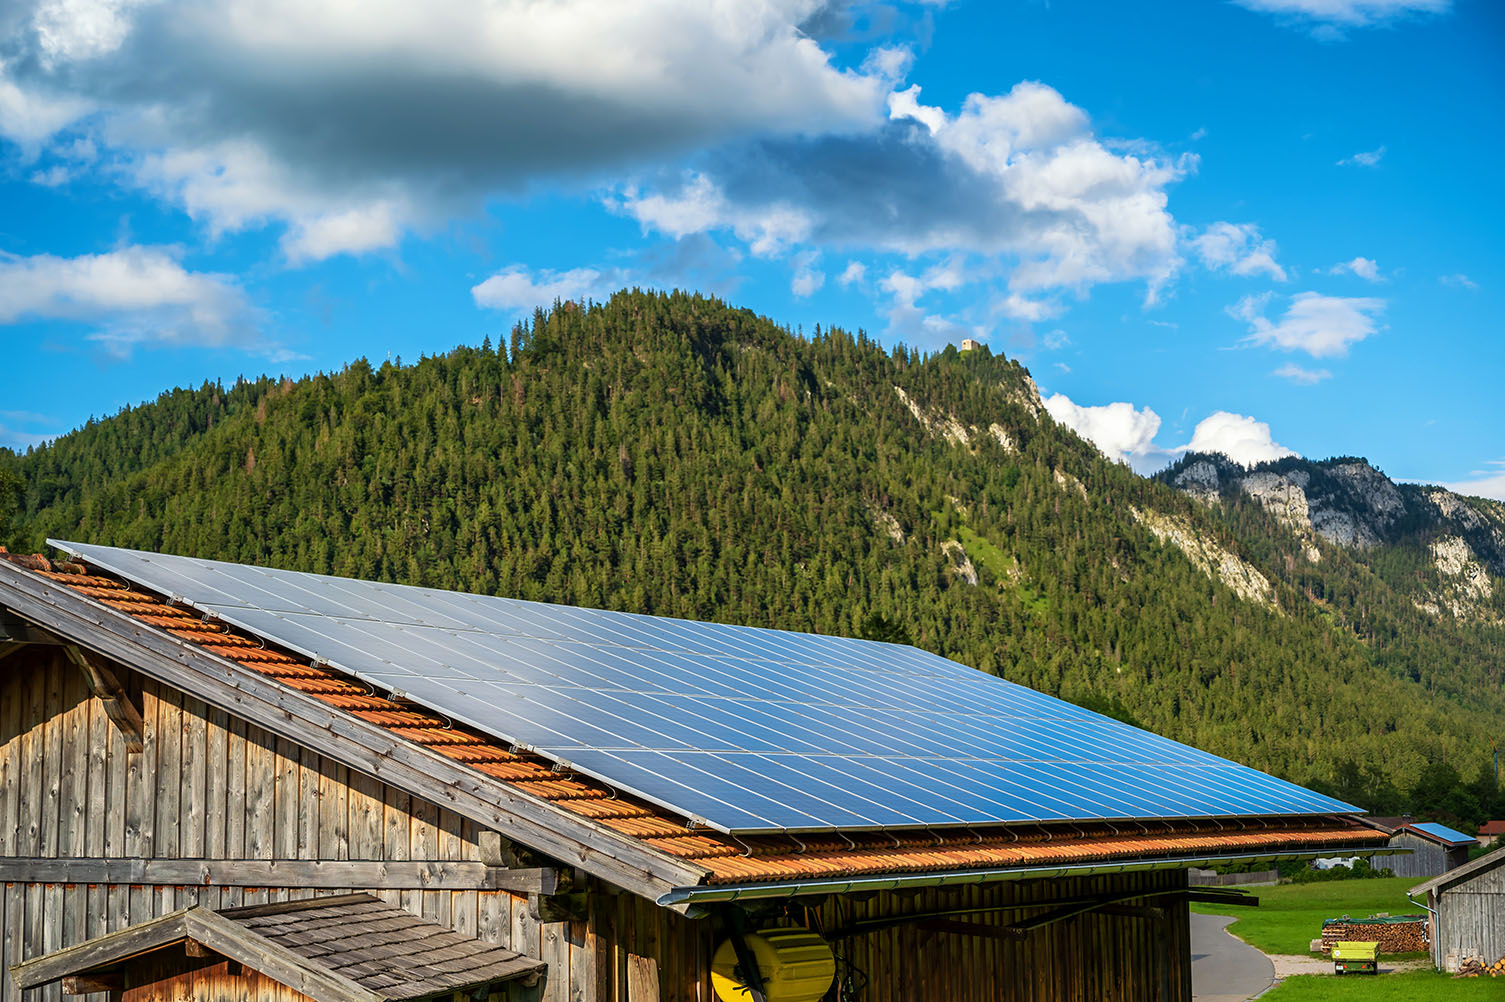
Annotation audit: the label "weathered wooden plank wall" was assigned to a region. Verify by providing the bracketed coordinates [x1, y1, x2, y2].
[0, 649, 540, 1002]
[118, 943, 522, 1002]
[799, 870, 1191, 1002]
[1385, 833, 1467, 878]
[573, 868, 1191, 1002]
[3, 646, 1196, 1002]
[1435, 862, 1505, 970]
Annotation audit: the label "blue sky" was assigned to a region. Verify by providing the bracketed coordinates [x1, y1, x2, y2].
[1, 0, 1501, 497]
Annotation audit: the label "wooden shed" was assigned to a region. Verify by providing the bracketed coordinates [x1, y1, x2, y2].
[1410, 845, 1505, 972]
[1361, 818, 1474, 878]
[2, 544, 1390, 1002]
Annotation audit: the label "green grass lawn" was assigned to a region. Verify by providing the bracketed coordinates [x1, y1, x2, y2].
[1189, 876, 1427, 956]
[1262, 971, 1499, 1000]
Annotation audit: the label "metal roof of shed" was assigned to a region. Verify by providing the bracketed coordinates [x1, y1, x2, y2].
[1404, 821, 1476, 847]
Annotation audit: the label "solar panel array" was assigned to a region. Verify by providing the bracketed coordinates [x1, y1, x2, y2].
[1408, 821, 1474, 845]
[55, 540, 1359, 834]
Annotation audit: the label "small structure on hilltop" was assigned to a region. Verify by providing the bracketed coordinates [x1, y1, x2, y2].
[1361, 816, 1475, 877]
[1410, 844, 1505, 973]
[959, 337, 982, 351]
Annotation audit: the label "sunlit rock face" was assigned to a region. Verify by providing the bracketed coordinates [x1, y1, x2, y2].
[1172, 455, 1485, 551]
[1165, 452, 1505, 622]
[1130, 506, 1276, 609]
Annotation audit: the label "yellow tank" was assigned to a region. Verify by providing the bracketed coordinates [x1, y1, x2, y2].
[710, 926, 836, 1002]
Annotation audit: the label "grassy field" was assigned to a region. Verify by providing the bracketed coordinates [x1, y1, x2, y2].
[1189, 876, 1426, 956]
[1261, 971, 1499, 1000]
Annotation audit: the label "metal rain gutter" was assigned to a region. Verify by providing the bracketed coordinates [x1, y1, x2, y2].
[657, 846, 1403, 909]
[1406, 891, 1439, 968]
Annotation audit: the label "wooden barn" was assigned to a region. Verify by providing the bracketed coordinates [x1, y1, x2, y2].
[2, 542, 1389, 1002]
[1410, 845, 1505, 972]
[1361, 818, 1475, 878]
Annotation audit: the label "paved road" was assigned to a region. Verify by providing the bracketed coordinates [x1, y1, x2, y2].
[1191, 913, 1276, 1002]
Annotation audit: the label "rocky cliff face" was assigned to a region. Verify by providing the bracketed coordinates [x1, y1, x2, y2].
[1161, 452, 1505, 620]
[1129, 506, 1276, 609]
[1419, 535, 1498, 623]
[1169, 455, 1419, 548]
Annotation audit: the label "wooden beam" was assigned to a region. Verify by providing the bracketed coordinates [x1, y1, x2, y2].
[1005, 886, 1240, 935]
[64, 645, 145, 753]
[0, 560, 706, 902]
[10, 911, 190, 989]
[1185, 889, 1259, 908]
[625, 956, 659, 1002]
[0, 857, 557, 893]
[0, 608, 65, 646]
[216, 893, 380, 919]
[830, 887, 1244, 940]
[831, 885, 1255, 941]
[1096, 904, 1166, 921]
[62, 975, 123, 995]
[916, 918, 1026, 942]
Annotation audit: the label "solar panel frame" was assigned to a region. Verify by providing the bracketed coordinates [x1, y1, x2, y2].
[52, 540, 1361, 834]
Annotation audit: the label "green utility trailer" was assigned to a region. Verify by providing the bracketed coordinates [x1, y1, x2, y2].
[1332, 941, 1379, 975]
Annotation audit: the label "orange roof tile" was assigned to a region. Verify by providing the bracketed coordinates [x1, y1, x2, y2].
[6, 554, 1388, 887]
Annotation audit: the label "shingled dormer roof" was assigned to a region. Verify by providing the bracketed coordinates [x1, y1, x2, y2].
[10, 894, 544, 1002]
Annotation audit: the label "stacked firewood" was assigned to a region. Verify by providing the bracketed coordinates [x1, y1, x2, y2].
[1319, 916, 1428, 954]
[1452, 956, 1505, 978]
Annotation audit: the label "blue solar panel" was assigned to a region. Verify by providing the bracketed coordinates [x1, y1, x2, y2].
[53, 540, 1359, 833]
[1408, 821, 1473, 845]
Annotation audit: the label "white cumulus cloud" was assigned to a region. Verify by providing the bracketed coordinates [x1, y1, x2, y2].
[790, 250, 824, 298]
[1273, 363, 1333, 384]
[1192, 222, 1287, 281]
[1431, 465, 1505, 503]
[1329, 256, 1382, 281]
[837, 261, 866, 287]
[1234, 291, 1385, 358]
[0, 245, 265, 355]
[2, 0, 893, 260]
[619, 81, 1191, 304]
[1338, 145, 1387, 167]
[998, 293, 1058, 322]
[0, 64, 89, 154]
[1235, 0, 1448, 33]
[471, 264, 625, 312]
[881, 260, 967, 307]
[1181, 411, 1298, 466]
[1046, 392, 1298, 473]
[1043, 393, 1174, 473]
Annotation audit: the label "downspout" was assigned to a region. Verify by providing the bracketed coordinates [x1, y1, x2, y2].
[1407, 891, 1438, 969]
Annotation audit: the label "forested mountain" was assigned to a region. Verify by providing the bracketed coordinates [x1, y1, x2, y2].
[3, 290, 1501, 827]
